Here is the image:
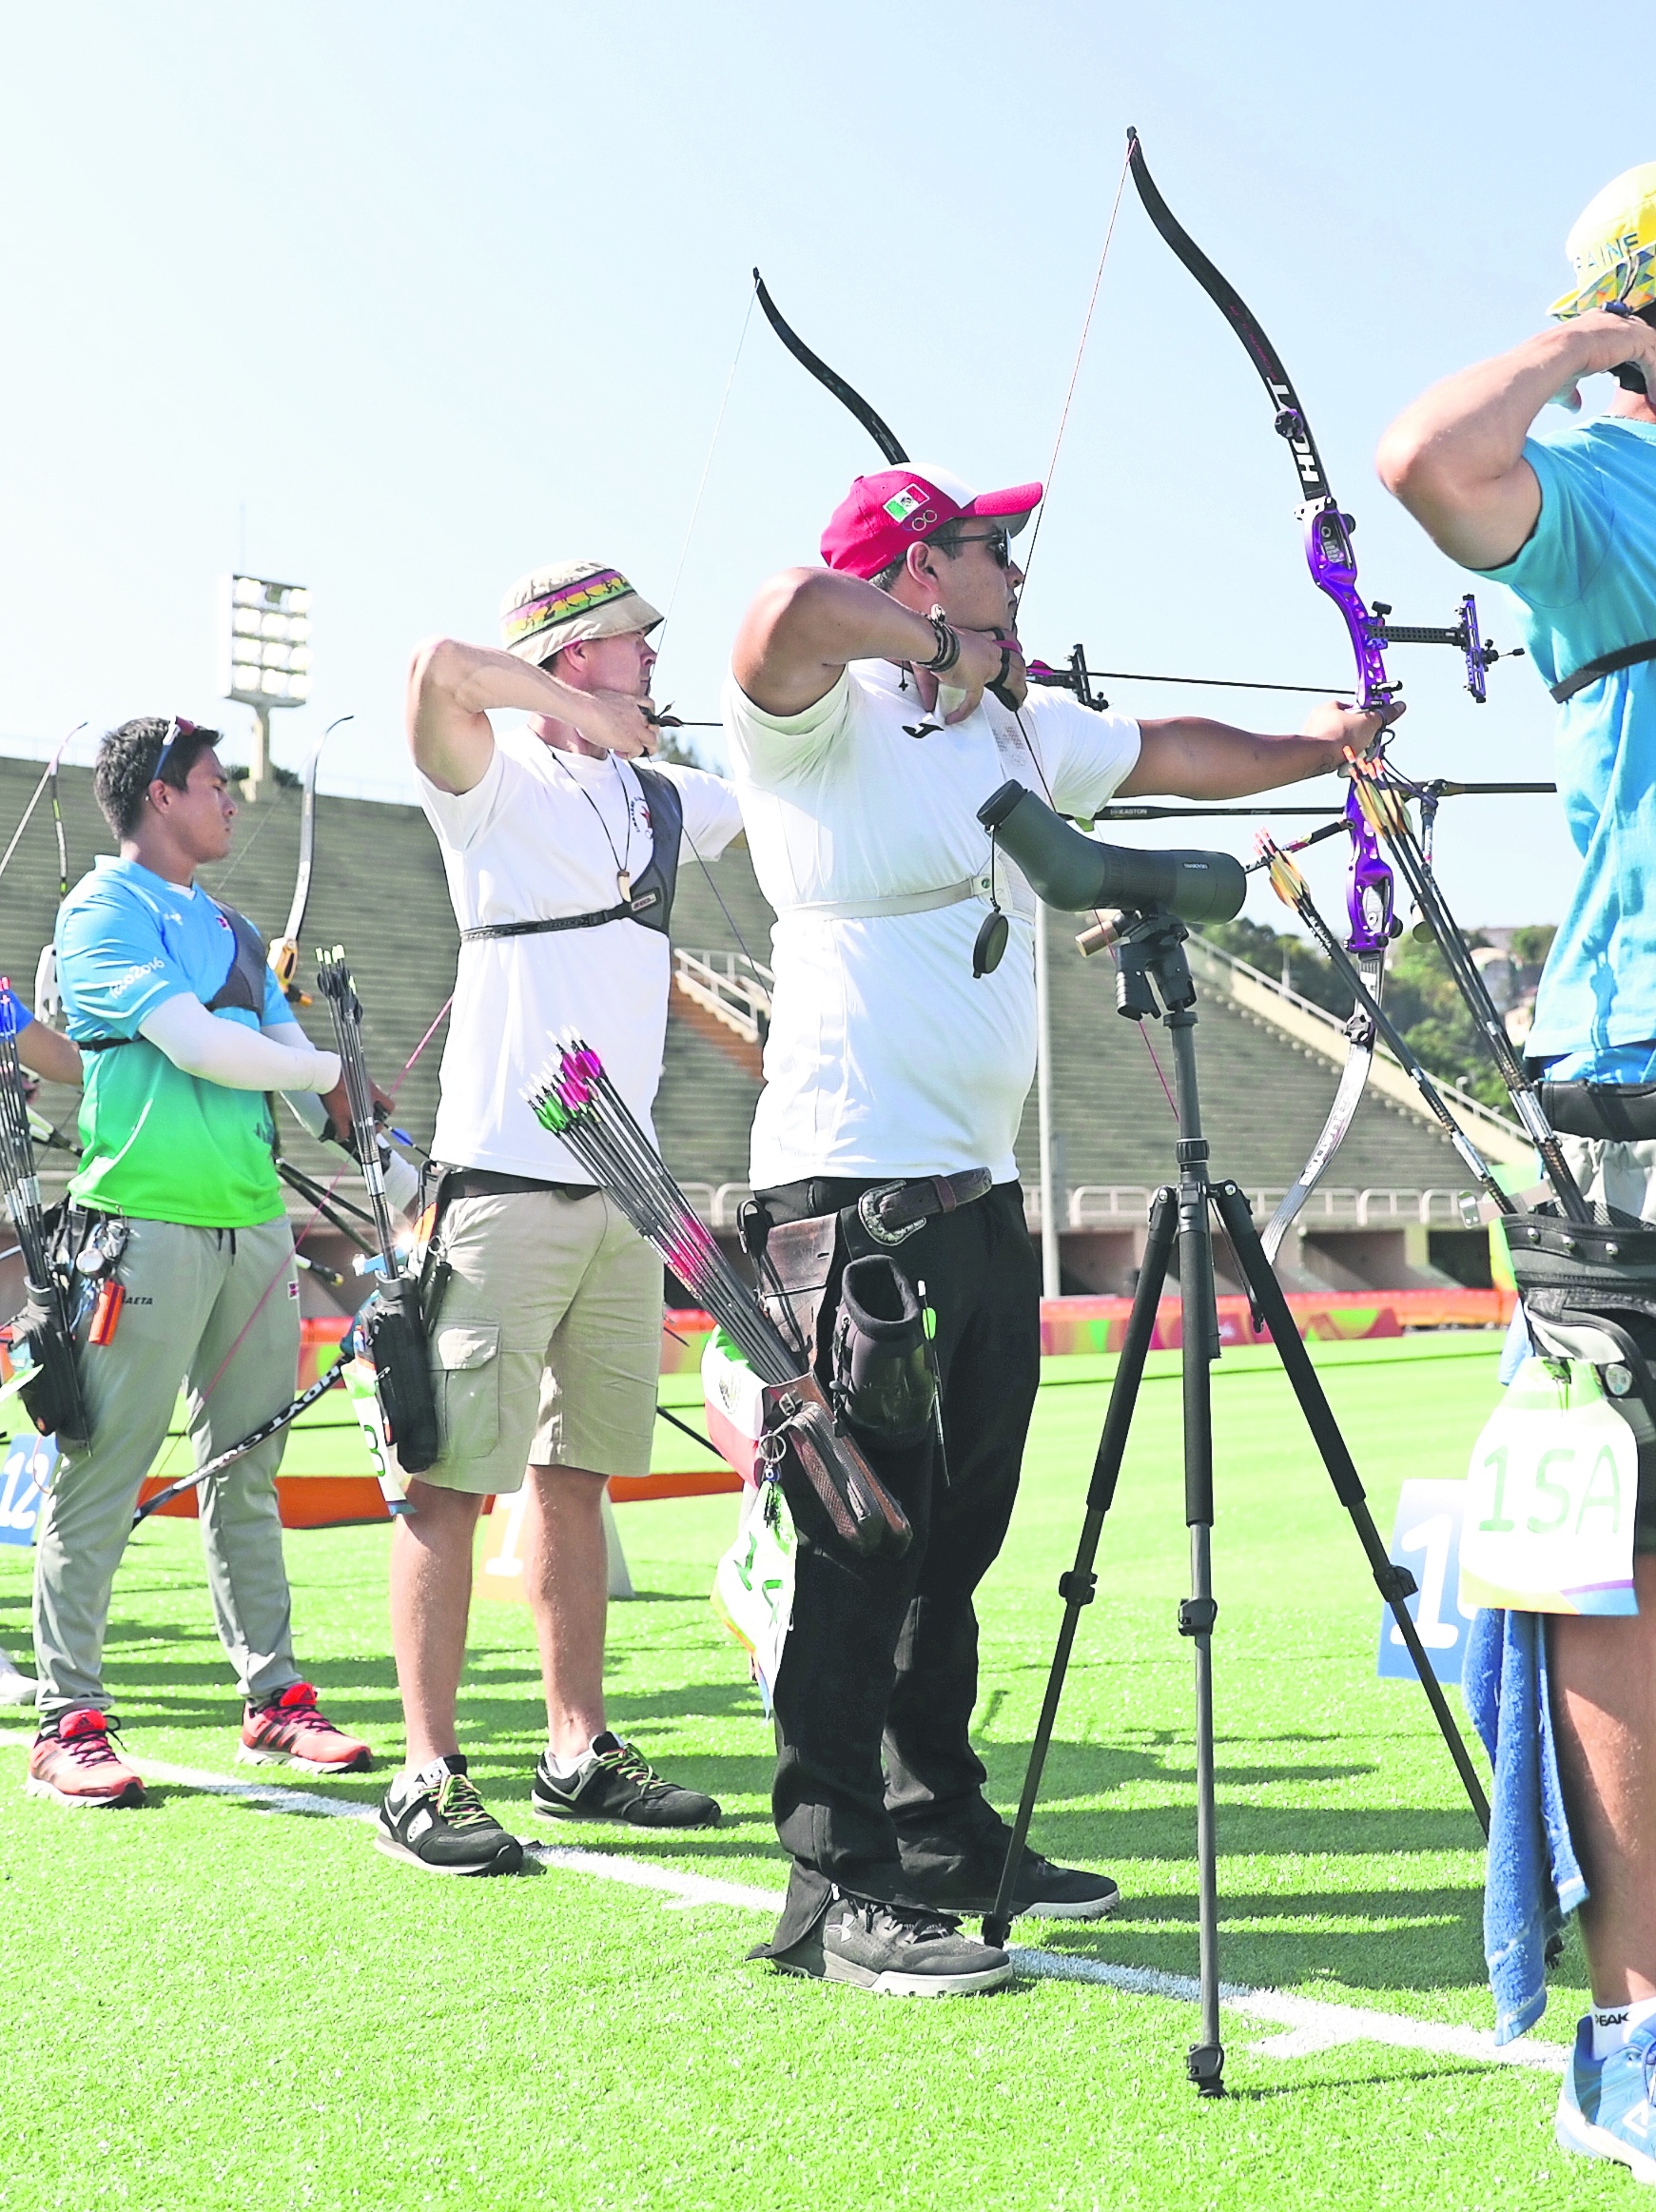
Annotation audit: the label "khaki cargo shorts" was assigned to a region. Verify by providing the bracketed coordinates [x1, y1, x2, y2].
[421, 1185, 663, 1496]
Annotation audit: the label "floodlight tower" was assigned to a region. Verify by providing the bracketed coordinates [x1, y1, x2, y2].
[217, 574, 311, 801]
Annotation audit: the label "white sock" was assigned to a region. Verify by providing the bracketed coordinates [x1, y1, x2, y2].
[544, 1739, 596, 1781]
[395, 1755, 457, 1800]
[1591, 1996, 1656, 2058]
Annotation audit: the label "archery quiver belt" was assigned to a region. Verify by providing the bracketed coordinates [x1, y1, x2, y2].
[7, 1206, 88, 1447]
[759, 1371, 912, 1558]
[359, 1275, 439, 1475]
[1507, 1203, 1656, 1453]
[1534, 1081, 1656, 1145]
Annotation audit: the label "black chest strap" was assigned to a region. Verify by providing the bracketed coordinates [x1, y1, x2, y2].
[79, 898, 270, 1052]
[1550, 638, 1656, 703]
[459, 763, 685, 946]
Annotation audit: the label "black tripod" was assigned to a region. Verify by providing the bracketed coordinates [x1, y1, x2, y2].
[984, 903, 1491, 2098]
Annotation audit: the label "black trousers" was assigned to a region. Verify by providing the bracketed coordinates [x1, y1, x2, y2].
[754, 1178, 1040, 1947]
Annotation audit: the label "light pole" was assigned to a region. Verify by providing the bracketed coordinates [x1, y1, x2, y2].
[218, 574, 311, 801]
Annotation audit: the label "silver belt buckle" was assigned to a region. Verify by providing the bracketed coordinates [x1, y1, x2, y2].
[857, 1181, 925, 1248]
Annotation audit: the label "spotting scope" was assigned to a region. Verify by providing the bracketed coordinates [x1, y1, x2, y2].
[977, 781, 1246, 925]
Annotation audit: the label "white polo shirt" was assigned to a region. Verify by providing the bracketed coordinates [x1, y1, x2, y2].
[419, 727, 743, 1181]
[722, 659, 1140, 1186]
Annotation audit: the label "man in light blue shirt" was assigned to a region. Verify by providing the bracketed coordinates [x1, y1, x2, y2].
[1379, 164, 1656, 2181]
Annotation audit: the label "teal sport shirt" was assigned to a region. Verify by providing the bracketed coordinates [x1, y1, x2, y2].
[1486, 415, 1656, 1070]
[56, 856, 289, 1226]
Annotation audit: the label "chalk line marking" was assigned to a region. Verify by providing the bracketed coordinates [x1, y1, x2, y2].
[2, 1738, 1567, 2074]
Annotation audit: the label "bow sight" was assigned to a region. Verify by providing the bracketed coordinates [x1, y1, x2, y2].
[1027, 591, 1522, 714]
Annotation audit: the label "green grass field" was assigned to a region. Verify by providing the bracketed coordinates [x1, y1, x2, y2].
[0, 1332, 1627, 2212]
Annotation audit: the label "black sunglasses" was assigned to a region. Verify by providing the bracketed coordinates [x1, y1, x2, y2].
[949, 529, 1013, 569]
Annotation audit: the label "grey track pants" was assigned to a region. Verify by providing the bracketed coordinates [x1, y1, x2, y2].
[33, 1215, 304, 1716]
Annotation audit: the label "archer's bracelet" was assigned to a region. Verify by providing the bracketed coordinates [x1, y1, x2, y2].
[918, 611, 961, 675]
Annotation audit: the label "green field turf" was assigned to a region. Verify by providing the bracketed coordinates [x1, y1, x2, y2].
[0, 1331, 1629, 2212]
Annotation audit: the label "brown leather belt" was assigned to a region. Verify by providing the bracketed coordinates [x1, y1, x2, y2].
[859, 1166, 995, 1244]
[756, 1166, 994, 1248]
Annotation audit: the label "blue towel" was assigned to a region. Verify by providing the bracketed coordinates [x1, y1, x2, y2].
[1463, 1606, 1588, 2044]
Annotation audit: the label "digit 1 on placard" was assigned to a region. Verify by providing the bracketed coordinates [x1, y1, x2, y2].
[1479, 1444, 1514, 1532]
[1390, 1514, 1459, 1650]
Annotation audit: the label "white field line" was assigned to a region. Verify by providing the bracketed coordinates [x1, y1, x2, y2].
[0, 1736, 1569, 2076]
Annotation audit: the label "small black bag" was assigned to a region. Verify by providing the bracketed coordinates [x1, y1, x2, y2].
[359, 1279, 439, 1475]
[11, 1274, 88, 1447]
[830, 1254, 936, 1449]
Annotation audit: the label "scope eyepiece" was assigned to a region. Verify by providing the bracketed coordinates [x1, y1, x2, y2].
[977, 781, 1246, 925]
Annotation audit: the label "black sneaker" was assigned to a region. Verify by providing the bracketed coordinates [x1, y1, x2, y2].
[767, 1889, 1012, 1996]
[906, 1841, 1121, 1923]
[375, 1753, 524, 1875]
[530, 1732, 720, 1830]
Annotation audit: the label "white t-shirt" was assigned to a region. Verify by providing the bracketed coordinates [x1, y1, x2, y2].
[723, 659, 1140, 1186]
[419, 727, 743, 1181]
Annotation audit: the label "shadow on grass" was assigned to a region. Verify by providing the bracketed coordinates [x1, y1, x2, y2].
[1220, 2059, 1501, 2103]
[1035, 1883, 1487, 1995]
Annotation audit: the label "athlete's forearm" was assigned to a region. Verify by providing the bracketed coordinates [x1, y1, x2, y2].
[1122, 719, 1350, 800]
[140, 995, 341, 1092]
[17, 1020, 83, 1087]
[732, 569, 939, 715]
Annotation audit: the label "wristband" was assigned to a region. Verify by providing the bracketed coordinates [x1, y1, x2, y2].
[918, 609, 961, 675]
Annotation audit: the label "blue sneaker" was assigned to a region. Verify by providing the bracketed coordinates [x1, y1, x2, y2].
[1556, 2014, 1656, 2182]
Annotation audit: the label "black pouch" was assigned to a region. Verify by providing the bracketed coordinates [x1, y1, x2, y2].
[11, 1274, 88, 1446]
[360, 1278, 439, 1475]
[830, 1253, 936, 1448]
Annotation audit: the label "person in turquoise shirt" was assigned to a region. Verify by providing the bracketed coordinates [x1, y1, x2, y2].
[1379, 165, 1656, 2183]
[26, 715, 374, 1809]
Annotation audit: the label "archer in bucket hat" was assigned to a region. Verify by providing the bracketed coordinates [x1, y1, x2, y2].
[380, 567, 743, 1875]
[500, 560, 663, 666]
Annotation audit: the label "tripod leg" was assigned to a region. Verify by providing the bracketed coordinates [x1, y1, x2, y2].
[1211, 1180, 1490, 1837]
[983, 1186, 1179, 1949]
[1172, 1037, 1225, 2097]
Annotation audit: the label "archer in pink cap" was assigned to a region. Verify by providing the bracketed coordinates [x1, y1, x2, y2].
[819, 462, 1043, 581]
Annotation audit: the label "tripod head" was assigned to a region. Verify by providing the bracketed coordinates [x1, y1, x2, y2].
[1110, 903, 1198, 1022]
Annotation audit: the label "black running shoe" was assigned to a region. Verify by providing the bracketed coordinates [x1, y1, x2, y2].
[904, 1840, 1120, 1923]
[530, 1732, 721, 1830]
[375, 1753, 524, 1875]
[766, 1889, 1012, 1996]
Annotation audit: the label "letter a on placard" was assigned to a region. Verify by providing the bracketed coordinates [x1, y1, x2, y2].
[1577, 1445, 1623, 1534]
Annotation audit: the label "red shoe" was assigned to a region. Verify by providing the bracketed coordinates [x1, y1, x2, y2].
[237, 1683, 372, 1775]
[26, 1711, 145, 1808]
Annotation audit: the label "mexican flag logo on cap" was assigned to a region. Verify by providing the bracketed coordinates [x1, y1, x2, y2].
[883, 485, 929, 522]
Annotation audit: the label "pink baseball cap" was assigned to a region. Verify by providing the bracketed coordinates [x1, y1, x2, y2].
[820, 461, 1042, 579]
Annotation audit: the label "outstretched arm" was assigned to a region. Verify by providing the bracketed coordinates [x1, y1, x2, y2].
[1375, 310, 1656, 570]
[406, 637, 659, 795]
[1121, 698, 1396, 800]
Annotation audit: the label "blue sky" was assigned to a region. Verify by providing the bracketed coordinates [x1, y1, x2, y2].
[0, 1, 1635, 927]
